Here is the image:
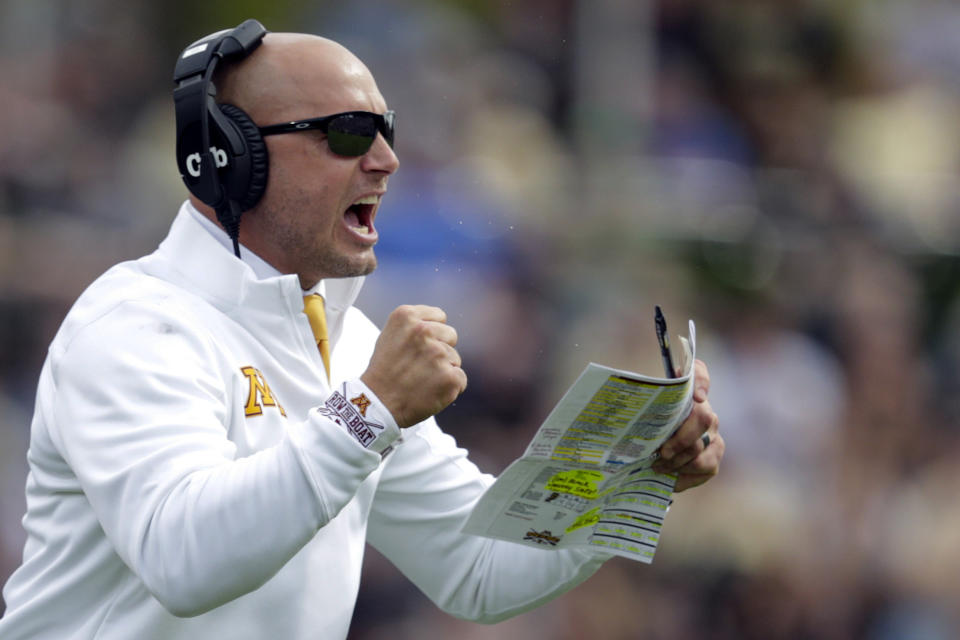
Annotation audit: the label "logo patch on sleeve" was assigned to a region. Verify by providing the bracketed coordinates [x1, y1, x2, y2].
[320, 391, 384, 448]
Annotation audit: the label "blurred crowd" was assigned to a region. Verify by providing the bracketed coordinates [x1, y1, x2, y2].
[2, 0, 959, 638]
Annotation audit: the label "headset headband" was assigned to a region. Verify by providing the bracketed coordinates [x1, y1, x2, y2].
[173, 20, 267, 85]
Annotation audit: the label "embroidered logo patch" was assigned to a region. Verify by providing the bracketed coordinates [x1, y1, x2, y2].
[350, 393, 371, 417]
[240, 366, 286, 417]
[319, 391, 384, 448]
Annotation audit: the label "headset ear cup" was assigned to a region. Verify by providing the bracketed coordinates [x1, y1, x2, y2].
[218, 104, 269, 210]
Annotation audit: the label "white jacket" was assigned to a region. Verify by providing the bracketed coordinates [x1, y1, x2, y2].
[0, 203, 606, 639]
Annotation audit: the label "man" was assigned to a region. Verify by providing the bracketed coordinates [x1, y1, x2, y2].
[0, 25, 723, 639]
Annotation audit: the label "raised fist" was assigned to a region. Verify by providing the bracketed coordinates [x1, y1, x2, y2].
[361, 305, 468, 428]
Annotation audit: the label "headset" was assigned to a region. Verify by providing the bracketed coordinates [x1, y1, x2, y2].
[173, 19, 269, 258]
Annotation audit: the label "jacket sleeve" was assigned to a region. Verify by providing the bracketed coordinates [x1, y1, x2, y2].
[365, 419, 609, 623]
[47, 300, 389, 617]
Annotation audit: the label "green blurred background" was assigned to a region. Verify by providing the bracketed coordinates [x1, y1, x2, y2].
[1, 1, 959, 638]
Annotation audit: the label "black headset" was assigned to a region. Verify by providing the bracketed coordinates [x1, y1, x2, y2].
[173, 19, 269, 257]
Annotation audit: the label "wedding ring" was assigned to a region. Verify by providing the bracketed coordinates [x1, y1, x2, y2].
[700, 432, 711, 449]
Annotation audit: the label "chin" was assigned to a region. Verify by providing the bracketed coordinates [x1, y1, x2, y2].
[316, 251, 378, 280]
[353, 261, 377, 277]
[347, 250, 378, 277]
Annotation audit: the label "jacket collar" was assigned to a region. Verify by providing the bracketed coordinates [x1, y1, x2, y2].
[144, 201, 367, 346]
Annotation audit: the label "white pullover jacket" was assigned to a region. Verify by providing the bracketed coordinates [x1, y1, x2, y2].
[0, 203, 606, 639]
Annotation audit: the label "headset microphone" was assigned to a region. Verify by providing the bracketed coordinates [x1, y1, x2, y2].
[173, 19, 269, 258]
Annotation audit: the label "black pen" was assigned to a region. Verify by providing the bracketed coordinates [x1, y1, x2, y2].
[654, 305, 676, 378]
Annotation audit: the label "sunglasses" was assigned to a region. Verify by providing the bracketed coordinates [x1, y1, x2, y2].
[258, 110, 396, 157]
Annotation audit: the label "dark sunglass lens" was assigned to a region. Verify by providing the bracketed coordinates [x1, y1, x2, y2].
[327, 114, 376, 156]
[383, 112, 396, 147]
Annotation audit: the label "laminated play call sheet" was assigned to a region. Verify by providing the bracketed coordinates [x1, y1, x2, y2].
[463, 321, 696, 563]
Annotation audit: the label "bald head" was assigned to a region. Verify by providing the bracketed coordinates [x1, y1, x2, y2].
[190, 29, 398, 287]
[215, 33, 381, 124]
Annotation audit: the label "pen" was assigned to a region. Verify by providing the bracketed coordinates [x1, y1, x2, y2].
[654, 305, 676, 378]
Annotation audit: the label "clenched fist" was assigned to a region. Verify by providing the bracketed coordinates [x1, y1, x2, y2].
[361, 305, 468, 428]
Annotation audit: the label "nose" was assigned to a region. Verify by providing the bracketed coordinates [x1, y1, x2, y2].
[360, 133, 400, 175]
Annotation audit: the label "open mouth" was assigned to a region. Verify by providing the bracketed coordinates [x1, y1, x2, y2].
[344, 194, 378, 237]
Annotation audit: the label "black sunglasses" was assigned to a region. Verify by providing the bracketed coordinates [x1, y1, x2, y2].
[258, 110, 396, 157]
